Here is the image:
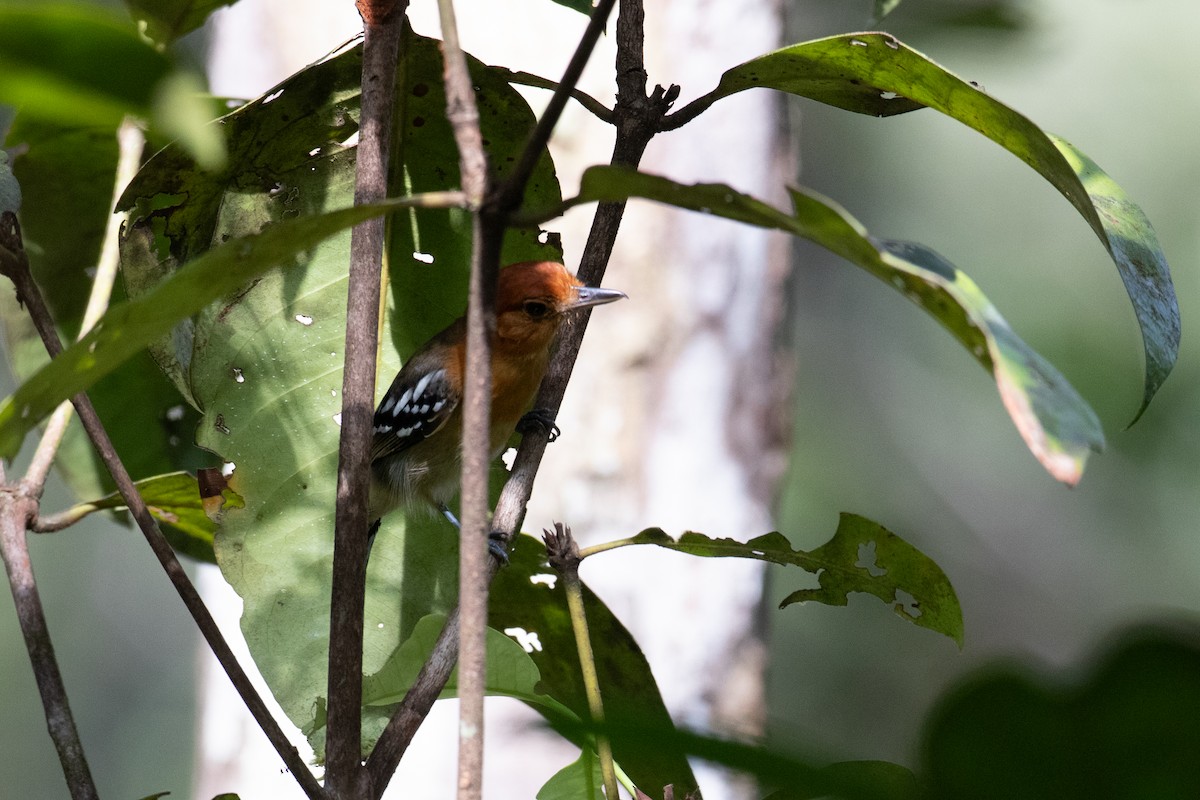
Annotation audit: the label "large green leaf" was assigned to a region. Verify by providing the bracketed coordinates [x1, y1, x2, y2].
[568, 166, 1103, 485]
[0, 5, 223, 167]
[0, 199, 408, 459]
[614, 514, 962, 646]
[114, 30, 562, 752]
[1, 119, 210, 503]
[691, 32, 1178, 420]
[537, 753, 604, 800]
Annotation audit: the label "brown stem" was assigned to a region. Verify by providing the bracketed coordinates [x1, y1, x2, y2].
[365, 0, 665, 794]
[325, 6, 407, 798]
[0, 488, 98, 800]
[0, 215, 327, 800]
[435, 0, 495, 795]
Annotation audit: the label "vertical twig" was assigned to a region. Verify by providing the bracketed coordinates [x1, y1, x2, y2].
[544, 524, 619, 799]
[364, 1, 620, 794]
[434, 0, 494, 797]
[326, 1, 407, 797]
[0, 486, 98, 800]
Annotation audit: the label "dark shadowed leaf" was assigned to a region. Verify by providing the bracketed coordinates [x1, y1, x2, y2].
[619, 514, 962, 646]
[568, 166, 1103, 485]
[922, 626, 1200, 799]
[492, 535, 698, 796]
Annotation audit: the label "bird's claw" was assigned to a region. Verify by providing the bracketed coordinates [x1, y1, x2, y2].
[488, 531, 510, 566]
[517, 408, 560, 442]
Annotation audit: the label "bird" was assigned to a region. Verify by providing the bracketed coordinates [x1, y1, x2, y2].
[367, 260, 625, 555]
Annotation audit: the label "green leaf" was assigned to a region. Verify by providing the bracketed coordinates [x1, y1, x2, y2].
[112, 30, 562, 756]
[0, 5, 224, 167]
[922, 627, 1200, 799]
[702, 32, 1178, 421]
[1, 119, 211, 503]
[569, 166, 1102, 485]
[0, 5, 169, 129]
[124, 0, 237, 47]
[622, 513, 962, 646]
[548, 0, 595, 14]
[0, 199, 406, 460]
[537, 752, 604, 800]
[65, 472, 238, 563]
[492, 536, 699, 795]
[360, 614, 573, 714]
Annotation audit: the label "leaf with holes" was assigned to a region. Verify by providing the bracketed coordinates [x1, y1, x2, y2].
[115, 30, 563, 754]
[620, 514, 962, 647]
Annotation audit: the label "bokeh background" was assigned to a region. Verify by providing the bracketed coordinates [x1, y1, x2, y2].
[2, 0, 1199, 796]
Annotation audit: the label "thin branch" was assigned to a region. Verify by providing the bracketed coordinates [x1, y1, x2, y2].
[0, 489, 98, 800]
[491, 0, 618, 216]
[0, 216, 327, 800]
[326, 3, 407, 796]
[365, 0, 623, 793]
[22, 119, 144, 500]
[501, 69, 615, 124]
[435, 0, 494, 795]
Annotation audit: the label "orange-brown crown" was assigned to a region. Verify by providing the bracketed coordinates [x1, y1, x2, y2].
[496, 261, 582, 313]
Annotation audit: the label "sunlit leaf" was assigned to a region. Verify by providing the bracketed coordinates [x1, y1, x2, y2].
[537, 752, 604, 800]
[568, 166, 1103, 485]
[0, 200, 406, 459]
[694, 32, 1178, 421]
[63, 471, 241, 562]
[620, 514, 962, 646]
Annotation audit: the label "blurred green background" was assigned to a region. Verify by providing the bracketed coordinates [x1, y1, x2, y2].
[3, 0, 1199, 796]
[771, 0, 1200, 769]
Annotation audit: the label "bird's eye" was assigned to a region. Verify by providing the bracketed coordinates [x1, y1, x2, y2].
[523, 300, 551, 319]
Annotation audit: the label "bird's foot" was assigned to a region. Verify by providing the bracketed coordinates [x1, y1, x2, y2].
[488, 531, 510, 566]
[517, 408, 560, 442]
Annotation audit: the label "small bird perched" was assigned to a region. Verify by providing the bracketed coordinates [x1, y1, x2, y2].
[368, 260, 625, 538]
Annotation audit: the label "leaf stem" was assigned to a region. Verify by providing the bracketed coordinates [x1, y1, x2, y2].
[544, 523, 619, 799]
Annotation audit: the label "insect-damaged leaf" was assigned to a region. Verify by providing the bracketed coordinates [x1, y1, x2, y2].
[625, 514, 963, 647]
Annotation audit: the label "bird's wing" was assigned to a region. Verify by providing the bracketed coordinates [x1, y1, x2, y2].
[370, 366, 459, 462]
